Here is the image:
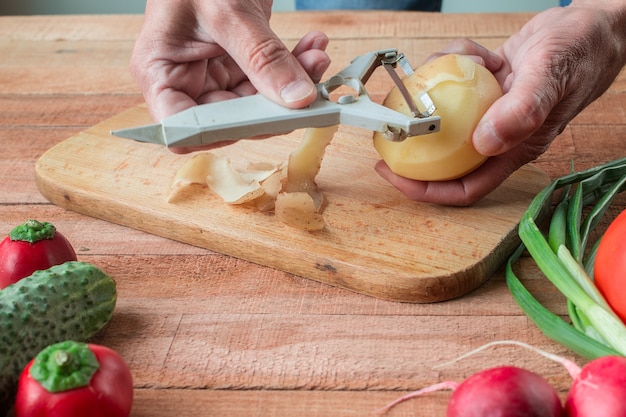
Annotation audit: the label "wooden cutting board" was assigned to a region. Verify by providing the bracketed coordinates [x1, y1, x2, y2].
[35, 104, 550, 303]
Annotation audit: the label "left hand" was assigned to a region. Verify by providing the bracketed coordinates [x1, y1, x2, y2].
[376, 4, 626, 206]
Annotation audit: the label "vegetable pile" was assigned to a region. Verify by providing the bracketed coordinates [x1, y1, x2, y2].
[0, 220, 130, 416]
[378, 158, 626, 415]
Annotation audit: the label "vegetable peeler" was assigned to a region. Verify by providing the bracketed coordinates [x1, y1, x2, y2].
[111, 49, 440, 148]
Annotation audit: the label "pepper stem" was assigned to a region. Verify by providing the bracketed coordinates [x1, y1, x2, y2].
[29, 341, 100, 393]
[54, 350, 72, 367]
[9, 220, 57, 243]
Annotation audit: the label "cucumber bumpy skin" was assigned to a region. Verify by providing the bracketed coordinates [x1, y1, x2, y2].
[0, 261, 117, 409]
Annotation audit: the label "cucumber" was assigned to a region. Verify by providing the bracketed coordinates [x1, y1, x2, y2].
[0, 261, 117, 409]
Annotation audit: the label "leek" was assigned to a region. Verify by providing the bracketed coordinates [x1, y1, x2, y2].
[506, 157, 626, 358]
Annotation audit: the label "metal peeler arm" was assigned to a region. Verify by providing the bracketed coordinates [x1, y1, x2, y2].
[331, 48, 409, 86]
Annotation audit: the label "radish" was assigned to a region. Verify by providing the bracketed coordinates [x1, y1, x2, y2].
[447, 365, 563, 417]
[378, 340, 626, 416]
[564, 355, 626, 417]
[485, 343, 626, 417]
[376, 365, 563, 417]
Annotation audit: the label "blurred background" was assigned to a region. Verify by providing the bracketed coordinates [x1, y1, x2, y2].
[0, 0, 567, 15]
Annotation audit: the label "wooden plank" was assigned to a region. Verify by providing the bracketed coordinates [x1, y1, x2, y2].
[90, 267, 576, 391]
[0, 205, 571, 316]
[94, 303, 576, 391]
[0, 15, 143, 41]
[68, 254, 569, 317]
[0, 40, 138, 95]
[0, 13, 532, 42]
[130, 389, 452, 417]
[0, 95, 143, 127]
[535, 124, 626, 180]
[270, 11, 534, 39]
[1, 38, 499, 95]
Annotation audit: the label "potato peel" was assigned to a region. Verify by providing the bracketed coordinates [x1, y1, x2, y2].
[274, 192, 325, 231]
[205, 156, 266, 204]
[168, 152, 280, 204]
[240, 161, 283, 184]
[167, 152, 215, 202]
[167, 125, 338, 230]
[255, 168, 286, 212]
[274, 125, 338, 229]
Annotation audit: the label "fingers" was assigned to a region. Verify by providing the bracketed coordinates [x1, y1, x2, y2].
[150, 88, 203, 122]
[374, 154, 519, 207]
[213, 10, 328, 109]
[473, 63, 556, 156]
[426, 38, 557, 158]
[292, 31, 331, 83]
[374, 125, 550, 206]
[426, 38, 504, 72]
[292, 30, 330, 57]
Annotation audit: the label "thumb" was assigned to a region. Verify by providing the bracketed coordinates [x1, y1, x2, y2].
[221, 19, 318, 109]
[472, 69, 557, 156]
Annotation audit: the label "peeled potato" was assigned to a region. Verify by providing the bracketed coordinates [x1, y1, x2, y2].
[373, 54, 503, 181]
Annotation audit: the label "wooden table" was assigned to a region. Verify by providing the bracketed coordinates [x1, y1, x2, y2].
[1, 11, 625, 416]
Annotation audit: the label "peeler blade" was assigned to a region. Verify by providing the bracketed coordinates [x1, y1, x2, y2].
[111, 93, 342, 148]
[111, 123, 165, 145]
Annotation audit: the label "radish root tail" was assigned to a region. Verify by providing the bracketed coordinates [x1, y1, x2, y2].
[375, 381, 460, 415]
[433, 340, 582, 379]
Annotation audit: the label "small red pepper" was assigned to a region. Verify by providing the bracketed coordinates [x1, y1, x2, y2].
[15, 341, 134, 417]
[0, 220, 77, 289]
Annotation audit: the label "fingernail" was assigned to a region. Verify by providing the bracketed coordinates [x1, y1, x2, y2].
[280, 79, 315, 104]
[473, 120, 503, 155]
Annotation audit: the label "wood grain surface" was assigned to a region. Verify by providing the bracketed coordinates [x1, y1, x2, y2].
[1, 12, 626, 417]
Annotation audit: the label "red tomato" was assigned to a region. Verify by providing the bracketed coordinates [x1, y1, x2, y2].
[0, 220, 77, 289]
[594, 208, 626, 323]
[15, 342, 133, 417]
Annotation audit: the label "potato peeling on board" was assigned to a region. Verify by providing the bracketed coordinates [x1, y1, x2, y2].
[274, 125, 337, 230]
[167, 125, 338, 231]
[274, 192, 325, 231]
[167, 152, 280, 204]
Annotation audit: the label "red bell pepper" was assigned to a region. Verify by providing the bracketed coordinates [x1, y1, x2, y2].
[0, 220, 77, 289]
[15, 341, 133, 417]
